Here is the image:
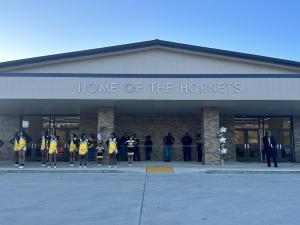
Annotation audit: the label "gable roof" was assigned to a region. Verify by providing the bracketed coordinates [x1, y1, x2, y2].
[1, 39, 300, 70]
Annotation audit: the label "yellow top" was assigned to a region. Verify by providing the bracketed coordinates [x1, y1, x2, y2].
[49, 139, 57, 154]
[18, 137, 27, 151]
[79, 139, 88, 155]
[69, 140, 76, 152]
[41, 136, 48, 151]
[13, 139, 19, 152]
[108, 138, 117, 154]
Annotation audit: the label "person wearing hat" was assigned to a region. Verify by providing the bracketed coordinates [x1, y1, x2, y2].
[263, 131, 278, 167]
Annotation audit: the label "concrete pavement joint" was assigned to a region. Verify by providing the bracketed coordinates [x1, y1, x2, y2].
[138, 173, 148, 225]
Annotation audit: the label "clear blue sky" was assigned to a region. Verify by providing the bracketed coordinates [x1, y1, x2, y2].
[0, 0, 299, 62]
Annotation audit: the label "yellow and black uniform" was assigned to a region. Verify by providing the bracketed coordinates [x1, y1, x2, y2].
[40, 136, 49, 151]
[108, 138, 118, 154]
[69, 138, 78, 153]
[79, 138, 89, 155]
[96, 145, 105, 159]
[48, 137, 58, 154]
[126, 139, 137, 155]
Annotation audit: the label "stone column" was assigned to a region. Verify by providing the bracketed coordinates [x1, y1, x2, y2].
[294, 117, 300, 162]
[97, 107, 115, 143]
[201, 107, 220, 165]
[0, 115, 20, 161]
[220, 114, 236, 161]
[79, 114, 98, 135]
[27, 116, 43, 161]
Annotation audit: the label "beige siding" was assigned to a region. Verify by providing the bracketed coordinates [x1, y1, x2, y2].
[3, 48, 299, 74]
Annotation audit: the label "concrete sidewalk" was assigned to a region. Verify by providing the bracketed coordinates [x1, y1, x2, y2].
[1, 161, 300, 174]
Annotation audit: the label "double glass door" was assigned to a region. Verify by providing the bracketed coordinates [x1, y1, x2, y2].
[235, 117, 294, 162]
[236, 129, 261, 161]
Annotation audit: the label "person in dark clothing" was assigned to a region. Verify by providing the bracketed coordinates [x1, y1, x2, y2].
[263, 131, 278, 167]
[133, 134, 140, 161]
[144, 135, 153, 161]
[181, 133, 193, 161]
[196, 133, 203, 162]
[119, 133, 129, 161]
[67, 133, 79, 166]
[0, 139, 3, 148]
[163, 132, 175, 162]
[88, 133, 96, 161]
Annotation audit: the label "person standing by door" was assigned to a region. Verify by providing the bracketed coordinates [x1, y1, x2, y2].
[196, 133, 203, 162]
[48, 134, 59, 168]
[126, 135, 137, 166]
[10, 131, 21, 167]
[163, 132, 175, 162]
[133, 134, 140, 161]
[263, 131, 278, 167]
[181, 133, 193, 161]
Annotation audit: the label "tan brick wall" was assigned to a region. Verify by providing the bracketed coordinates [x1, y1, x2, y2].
[294, 117, 300, 162]
[115, 113, 201, 161]
[201, 107, 220, 165]
[0, 115, 20, 161]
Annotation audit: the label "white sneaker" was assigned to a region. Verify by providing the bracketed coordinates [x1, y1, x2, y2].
[83, 165, 87, 168]
[14, 164, 19, 167]
[70, 163, 74, 167]
[18, 165, 24, 169]
[48, 165, 51, 168]
[54, 165, 57, 168]
[42, 164, 46, 167]
[114, 165, 117, 168]
[108, 165, 111, 168]
[97, 164, 102, 167]
[79, 165, 82, 168]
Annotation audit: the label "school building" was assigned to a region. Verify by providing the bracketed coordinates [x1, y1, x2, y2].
[0, 39, 300, 165]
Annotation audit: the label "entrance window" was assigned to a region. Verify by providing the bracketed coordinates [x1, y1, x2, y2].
[235, 117, 294, 162]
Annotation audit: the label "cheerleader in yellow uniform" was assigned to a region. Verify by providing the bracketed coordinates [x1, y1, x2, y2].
[39, 131, 50, 166]
[125, 136, 137, 166]
[106, 133, 118, 168]
[68, 133, 79, 166]
[10, 132, 21, 167]
[48, 134, 59, 168]
[11, 130, 31, 169]
[79, 133, 89, 168]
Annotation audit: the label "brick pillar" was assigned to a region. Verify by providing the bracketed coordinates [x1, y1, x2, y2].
[220, 114, 236, 161]
[201, 107, 220, 165]
[0, 115, 20, 161]
[79, 114, 97, 135]
[97, 106, 115, 145]
[294, 117, 300, 162]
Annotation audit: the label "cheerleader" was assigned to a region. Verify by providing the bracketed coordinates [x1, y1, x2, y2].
[68, 133, 79, 166]
[48, 134, 59, 168]
[39, 131, 50, 166]
[78, 133, 89, 168]
[96, 141, 105, 166]
[125, 136, 137, 166]
[10, 132, 20, 167]
[106, 133, 118, 168]
[12, 130, 31, 169]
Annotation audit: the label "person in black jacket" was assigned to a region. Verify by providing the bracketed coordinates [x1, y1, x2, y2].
[163, 132, 175, 162]
[181, 133, 193, 161]
[263, 131, 278, 167]
[10, 130, 31, 169]
[144, 135, 153, 161]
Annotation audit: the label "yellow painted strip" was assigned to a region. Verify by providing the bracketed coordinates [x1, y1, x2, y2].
[146, 165, 174, 174]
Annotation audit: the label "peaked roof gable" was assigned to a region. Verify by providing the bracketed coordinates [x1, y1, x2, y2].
[0, 39, 300, 70]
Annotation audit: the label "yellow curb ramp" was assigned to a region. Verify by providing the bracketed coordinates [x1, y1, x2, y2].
[146, 165, 174, 174]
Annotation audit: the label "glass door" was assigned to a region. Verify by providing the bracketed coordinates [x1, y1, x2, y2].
[236, 129, 260, 161]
